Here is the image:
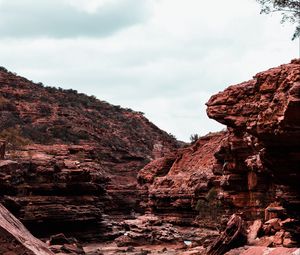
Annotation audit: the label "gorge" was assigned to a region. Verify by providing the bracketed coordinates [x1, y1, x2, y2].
[0, 59, 299, 254]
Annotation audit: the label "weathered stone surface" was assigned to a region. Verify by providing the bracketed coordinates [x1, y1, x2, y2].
[273, 230, 284, 246]
[247, 220, 262, 245]
[225, 246, 300, 255]
[137, 59, 300, 252]
[0, 145, 110, 241]
[138, 132, 226, 227]
[207, 59, 300, 142]
[49, 233, 74, 245]
[109, 213, 219, 252]
[265, 218, 281, 231]
[206, 59, 300, 245]
[61, 243, 85, 254]
[0, 203, 53, 255]
[1, 57, 300, 252]
[0, 67, 180, 241]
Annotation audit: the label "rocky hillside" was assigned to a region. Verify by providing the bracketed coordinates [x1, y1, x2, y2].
[0, 66, 177, 153]
[0, 67, 179, 240]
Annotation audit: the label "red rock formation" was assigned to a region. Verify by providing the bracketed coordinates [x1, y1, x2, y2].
[138, 59, 300, 249]
[0, 145, 111, 241]
[138, 132, 226, 227]
[207, 59, 300, 246]
[207, 59, 300, 144]
[0, 67, 179, 240]
[1, 59, 299, 252]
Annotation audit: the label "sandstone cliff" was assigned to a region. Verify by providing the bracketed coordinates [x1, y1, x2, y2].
[138, 131, 226, 227]
[206, 59, 300, 246]
[138, 59, 300, 249]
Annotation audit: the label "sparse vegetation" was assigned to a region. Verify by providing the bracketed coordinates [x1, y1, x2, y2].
[0, 67, 179, 154]
[168, 133, 176, 140]
[38, 104, 51, 115]
[0, 126, 31, 150]
[205, 187, 218, 201]
[190, 134, 199, 144]
[0, 66, 8, 72]
[257, 0, 300, 39]
[0, 96, 16, 111]
[195, 187, 223, 220]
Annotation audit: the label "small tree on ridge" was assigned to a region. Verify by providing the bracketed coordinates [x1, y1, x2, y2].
[257, 0, 300, 40]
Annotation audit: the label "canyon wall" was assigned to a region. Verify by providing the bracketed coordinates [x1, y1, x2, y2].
[207, 59, 300, 245]
[0, 59, 299, 252]
[0, 67, 179, 240]
[0, 145, 111, 240]
[138, 131, 227, 227]
[0, 203, 53, 255]
[139, 59, 300, 247]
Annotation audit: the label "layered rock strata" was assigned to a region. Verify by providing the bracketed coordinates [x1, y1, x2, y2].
[138, 59, 300, 249]
[206, 59, 300, 245]
[0, 144, 111, 240]
[0, 67, 179, 240]
[138, 132, 228, 227]
[0, 203, 53, 255]
[0, 66, 179, 217]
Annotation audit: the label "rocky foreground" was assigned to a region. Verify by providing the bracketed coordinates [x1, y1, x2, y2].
[0, 59, 299, 254]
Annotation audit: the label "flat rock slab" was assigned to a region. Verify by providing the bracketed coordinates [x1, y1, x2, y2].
[226, 246, 300, 255]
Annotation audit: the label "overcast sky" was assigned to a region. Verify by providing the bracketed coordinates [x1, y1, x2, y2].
[0, 0, 298, 141]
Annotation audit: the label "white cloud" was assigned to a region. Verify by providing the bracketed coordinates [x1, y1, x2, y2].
[0, 0, 298, 141]
[65, 0, 117, 13]
[0, 0, 150, 38]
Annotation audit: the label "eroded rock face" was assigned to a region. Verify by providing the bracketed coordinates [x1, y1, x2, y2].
[0, 66, 179, 219]
[0, 145, 110, 240]
[138, 132, 227, 227]
[138, 59, 300, 250]
[207, 59, 300, 145]
[207, 59, 300, 245]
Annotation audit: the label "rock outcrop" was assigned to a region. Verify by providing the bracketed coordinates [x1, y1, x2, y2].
[0, 144, 110, 240]
[1, 59, 299, 253]
[206, 59, 300, 245]
[138, 132, 226, 227]
[138, 59, 300, 251]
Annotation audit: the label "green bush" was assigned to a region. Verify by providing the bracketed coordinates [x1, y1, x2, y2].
[190, 134, 199, 144]
[205, 187, 218, 201]
[195, 187, 223, 220]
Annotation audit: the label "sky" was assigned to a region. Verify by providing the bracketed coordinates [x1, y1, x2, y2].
[0, 0, 298, 141]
